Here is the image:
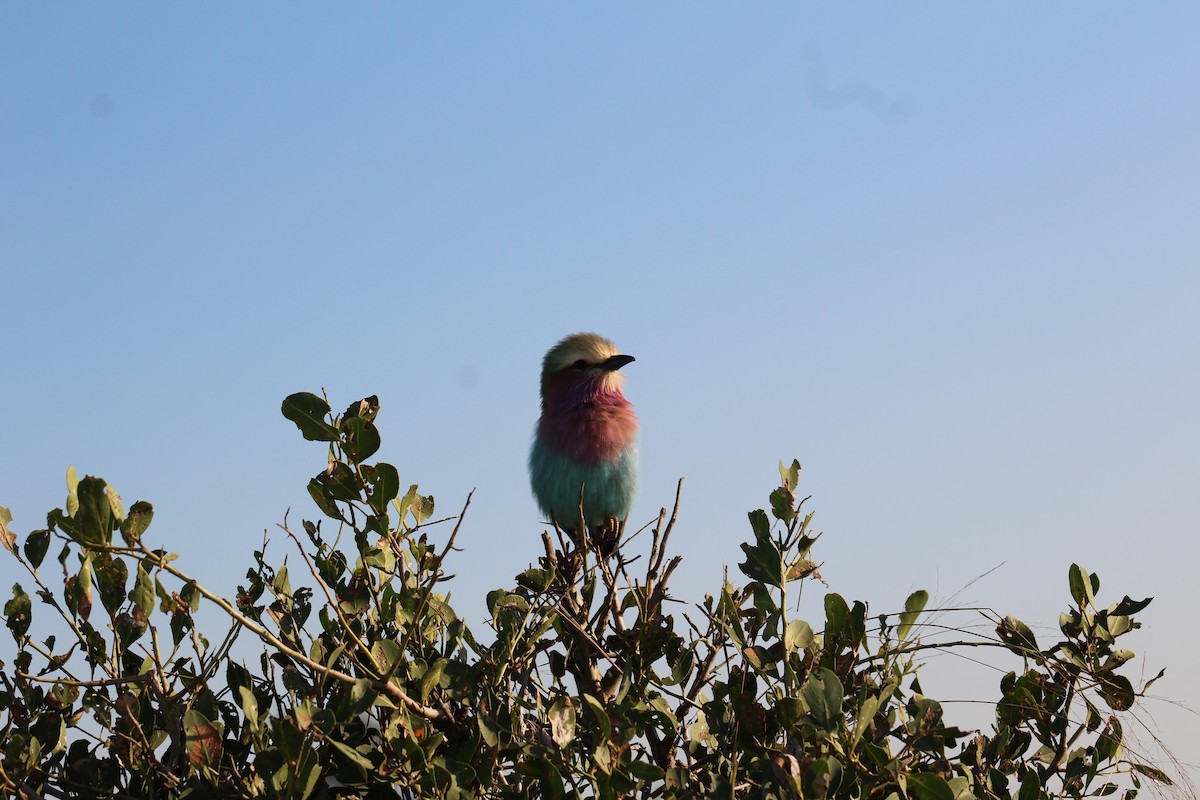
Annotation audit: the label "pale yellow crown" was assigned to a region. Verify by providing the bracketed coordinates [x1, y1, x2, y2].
[540, 333, 632, 396]
[542, 333, 620, 373]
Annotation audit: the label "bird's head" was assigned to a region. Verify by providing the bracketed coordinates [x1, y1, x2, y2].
[540, 332, 635, 405]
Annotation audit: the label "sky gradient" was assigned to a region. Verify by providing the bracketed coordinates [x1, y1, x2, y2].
[3, 4, 1198, 785]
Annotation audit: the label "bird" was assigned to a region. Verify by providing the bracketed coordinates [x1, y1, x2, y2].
[529, 333, 639, 549]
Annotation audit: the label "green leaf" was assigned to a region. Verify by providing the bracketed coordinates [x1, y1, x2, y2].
[120, 501, 154, 545]
[238, 685, 260, 727]
[75, 476, 114, 546]
[1110, 595, 1152, 616]
[998, 681, 1039, 727]
[281, 392, 337, 442]
[363, 541, 396, 571]
[647, 694, 679, 736]
[805, 756, 843, 797]
[131, 564, 155, 618]
[669, 648, 694, 686]
[106, 482, 126, 522]
[516, 567, 554, 593]
[66, 466, 80, 518]
[748, 508, 771, 543]
[183, 709, 223, 766]
[312, 462, 360, 502]
[996, 616, 1039, 657]
[4, 583, 32, 640]
[420, 658, 447, 702]
[849, 600, 867, 646]
[1142, 666, 1166, 693]
[947, 777, 975, 800]
[582, 694, 611, 742]
[824, 593, 851, 644]
[341, 416, 381, 464]
[779, 459, 801, 492]
[307, 480, 342, 520]
[93, 554, 128, 616]
[272, 563, 292, 597]
[1069, 563, 1095, 607]
[23, 529, 51, 569]
[1130, 762, 1172, 785]
[170, 607, 192, 644]
[743, 645, 770, 672]
[908, 773, 956, 800]
[370, 639, 402, 673]
[801, 667, 844, 732]
[862, 742, 894, 768]
[774, 696, 805, 726]
[1016, 771, 1041, 800]
[897, 589, 929, 642]
[1104, 648, 1135, 670]
[549, 697, 577, 748]
[478, 715, 501, 748]
[769, 488, 794, 522]
[47, 509, 80, 543]
[850, 695, 880, 752]
[1098, 674, 1135, 711]
[786, 554, 819, 582]
[629, 760, 665, 782]
[333, 679, 379, 722]
[0, 506, 13, 553]
[517, 757, 562, 781]
[739, 510, 783, 585]
[368, 462, 400, 514]
[328, 738, 374, 770]
[1106, 615, 1132, 638]
[410, 491, 434, 526]
[342, 395, 379, 423]
[1096, 717, 1124, 762]
[65, 557, 94, 619]
[687, 710, 711, 746]
[395, 484, 434, 527]
[593, 740, 612, 775]
[491, 592, 529, 613]
[784, 619, 813, 653]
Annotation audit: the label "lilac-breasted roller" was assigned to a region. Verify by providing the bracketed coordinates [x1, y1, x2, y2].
[529, 333, 638, 536]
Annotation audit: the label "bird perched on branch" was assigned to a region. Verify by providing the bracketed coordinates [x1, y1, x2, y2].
[529, 333, 638, 549]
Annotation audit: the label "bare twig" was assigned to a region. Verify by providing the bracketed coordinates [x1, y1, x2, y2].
[278, 516, 375, 664]
[392, 491, 473, 681]
[135, 544, 444, 721]
[16, 671, 153, 688]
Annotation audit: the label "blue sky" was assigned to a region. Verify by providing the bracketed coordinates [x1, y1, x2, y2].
[3, 3, 1198, 783]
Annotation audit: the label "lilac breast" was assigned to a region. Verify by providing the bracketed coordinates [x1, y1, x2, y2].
[538, 390, 638, 465]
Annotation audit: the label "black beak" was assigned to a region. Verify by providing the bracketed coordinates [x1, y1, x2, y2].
[600, 354, 635, 372]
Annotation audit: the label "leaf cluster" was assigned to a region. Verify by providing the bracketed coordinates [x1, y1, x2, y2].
[0, 395, 1175, 799]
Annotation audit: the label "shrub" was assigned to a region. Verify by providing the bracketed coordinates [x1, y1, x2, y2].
[0, 392, 1174, 799]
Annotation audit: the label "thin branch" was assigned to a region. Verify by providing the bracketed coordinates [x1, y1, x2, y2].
[390, 491, 473, 684]
[278, 516, 375, 664]
[17, 671, 153, 688]
[652, 478, 684, 578]
[135, 544, 443, 722]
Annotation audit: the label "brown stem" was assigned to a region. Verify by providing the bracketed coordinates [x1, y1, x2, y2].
[136, 545, 443, 721]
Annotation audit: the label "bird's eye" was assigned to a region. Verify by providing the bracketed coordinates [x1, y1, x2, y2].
[571, 359, 588, 370]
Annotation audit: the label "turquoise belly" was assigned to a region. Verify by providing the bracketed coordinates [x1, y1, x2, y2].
[528, 438, 638, 529]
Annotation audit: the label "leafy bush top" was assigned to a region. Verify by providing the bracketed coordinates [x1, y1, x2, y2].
[0, 392, 1174, 799]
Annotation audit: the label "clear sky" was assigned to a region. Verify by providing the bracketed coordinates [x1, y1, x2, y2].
[3, 3, 1198, 786]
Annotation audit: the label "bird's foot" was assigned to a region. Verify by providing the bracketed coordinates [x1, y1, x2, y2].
[591, 516, 623, 557]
